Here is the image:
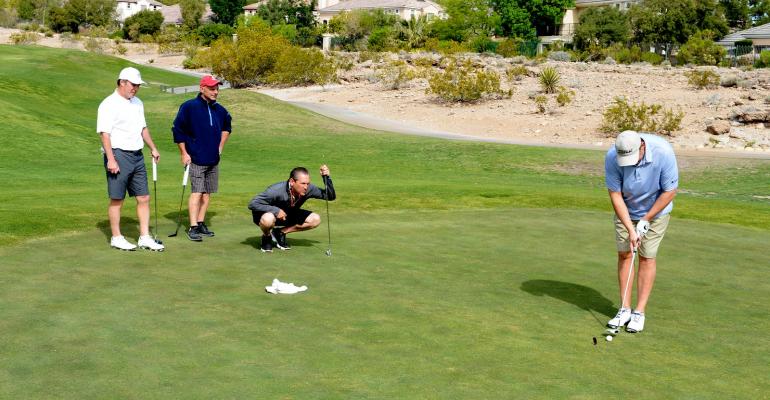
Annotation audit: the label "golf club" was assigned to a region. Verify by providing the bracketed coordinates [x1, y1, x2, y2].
[323, 173, 332, 257]
[605, 247, 637, 341]
[169, 164, 190, 237]
[152, 159, 162, 244]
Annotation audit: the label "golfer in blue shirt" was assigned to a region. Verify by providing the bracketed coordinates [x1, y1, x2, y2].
[605, 130, 678, 333]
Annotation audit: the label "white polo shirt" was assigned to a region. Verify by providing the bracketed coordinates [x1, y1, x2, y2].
[97, 90, 147, 151]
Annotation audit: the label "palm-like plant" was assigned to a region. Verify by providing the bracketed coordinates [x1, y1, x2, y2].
[538, 66, 560, 94]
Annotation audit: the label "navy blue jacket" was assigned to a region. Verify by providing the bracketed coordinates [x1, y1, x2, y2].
[172, 94, 232, 166]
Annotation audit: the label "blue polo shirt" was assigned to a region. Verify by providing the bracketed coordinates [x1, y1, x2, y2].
[605, 133, 678, 220]
[172, 94, 232, 166]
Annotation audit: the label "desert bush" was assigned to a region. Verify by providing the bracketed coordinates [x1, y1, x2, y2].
[469, 36, 497, 53]
[548, 51, 571, 62]
[736, 56, 753, 67]
[358, 50, 384, 63]
[423, 38, 467, 55]
[156, 24, 184, 55]
[758, 50, 770, 68]
[685, 69, 720, 89]
[367, 26, 395, 52]
[332, 53, 356, 71]
[506, 65, 529, 82]
[84, 37, 107, 53]
[601, 97, 684, 135]
[0, 7, 18, 28]
[677, 30, 726, 66]
[427, 59, 508, 103]
[720, 74, 738, 87]
[114, 43, 128, 55]
[9, 31, 40, 45]
[377, 60, 416, 90]
[496, 38, 520, 58]
[196, 23, 235, 46]
[641, 52, 663, 65]
[412, 56, 435, 68]
[556, 86, 574, 106]
[534, 95, 548, 113]
[268, 46, 337, 86]
[538, 66, 560, 94]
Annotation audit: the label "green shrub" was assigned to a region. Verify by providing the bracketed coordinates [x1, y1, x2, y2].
[641, 52, 663, 65]
[9, 31, 40, 45]
[412, 56, 435, 68]
[556, 86, 574, 107]
[268, 46, 338, 86]
[469, 36, 497, 53]
[677, 30, 726, 66]
[156, 25, 184, 54]
[377, 60, 416, 90]
[534, 94, 548, 114]
[427, 59, 507, 103]
[424, 39, 467, 55]
[123, 10, 163, 41]
[496, 38, 520, 58]
[506, 65, 529, 82]
[685, 69, 720, 89]
[196, 23, 235, 46]
[538, 66, 560, 94]
[114, 43, 128, 55]
[358, 50, 383, 63]
[84, 37, 106, 53]
[601, 97, 684, 135]
[368, 26, 395, 52]
[758, 50, 770, 67]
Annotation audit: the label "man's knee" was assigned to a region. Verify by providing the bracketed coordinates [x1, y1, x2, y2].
[259, 213, 276, 228]
[136, 195, 150, 205]
[304, 213, 321, 228]
[617, 251, 633, 261]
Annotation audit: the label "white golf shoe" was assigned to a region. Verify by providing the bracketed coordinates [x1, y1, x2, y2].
[608, 307, 632, 329]
[138, 235, 165, 252]
[110, 235, 137, 251]
[626, 311, 646, 333]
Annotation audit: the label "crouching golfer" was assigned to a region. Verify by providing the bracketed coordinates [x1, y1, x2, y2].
[97, 67, 164, 251]
[605, 130, 678, 333]
[248, 166, 336, 253]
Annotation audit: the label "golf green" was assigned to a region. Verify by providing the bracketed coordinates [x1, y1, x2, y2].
[1, 45, 769, 398]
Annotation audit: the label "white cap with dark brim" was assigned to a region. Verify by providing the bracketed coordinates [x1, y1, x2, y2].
[118, 67, 145, 85]
[615, 130, 641, 167]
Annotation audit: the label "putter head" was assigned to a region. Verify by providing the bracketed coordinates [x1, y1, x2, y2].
[168, 232, 178, 237]
[325, 249, 332, 257]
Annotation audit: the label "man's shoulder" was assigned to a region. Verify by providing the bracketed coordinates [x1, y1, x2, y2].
[642, 134, 676, 159]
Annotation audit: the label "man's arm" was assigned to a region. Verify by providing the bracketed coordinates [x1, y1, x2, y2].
[172, 104, 191, 165]
[177, 142, 191, 166]
[141, 127, 160, 162]
[641, 190, 677, 222]
[609, 190, 639, 250]
[100, 133, 119, 174]
[248, 187, 282, 215]
[219, 131, 230, 155]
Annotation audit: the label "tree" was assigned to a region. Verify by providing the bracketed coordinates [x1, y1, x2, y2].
[494, 1, 535, 38]
[209, 0, 246, 26]
[628, 0, 728, 49]
[179, 0, 205, 30]
[720, 0, 751, 28]
[572, 6, 630, 50]
[123, 9, 163, 40]
[749, 0, 770, 24]
[492, 0, 574, 38]
[63, 0, 116, 28]
[16, 0, 58, 23]
[256, 0, 315, 28]
[441, 0, 500, 38]
[677, 29, 727, 64]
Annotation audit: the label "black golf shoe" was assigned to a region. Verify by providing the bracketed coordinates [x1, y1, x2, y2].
[261, 235, 273, 253]
[271, 228, 290, 250]
[197, 222, 215, 237]
[187, 226, 203, 242]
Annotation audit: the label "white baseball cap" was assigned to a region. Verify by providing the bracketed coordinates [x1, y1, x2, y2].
[118, 67, 145, 85]
[615, 130, 641, 167]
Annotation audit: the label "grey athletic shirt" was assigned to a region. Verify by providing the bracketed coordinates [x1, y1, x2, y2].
[248, 178, 336, 215]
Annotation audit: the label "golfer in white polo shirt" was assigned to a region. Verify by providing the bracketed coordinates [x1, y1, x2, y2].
[605, 130, 678, 332]
[97, 67, 164, 251]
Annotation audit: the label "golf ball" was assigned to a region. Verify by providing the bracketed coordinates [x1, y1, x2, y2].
[606, 335, 613, 342]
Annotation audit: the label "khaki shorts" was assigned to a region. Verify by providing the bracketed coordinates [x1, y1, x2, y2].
[614, 214, 671, 258]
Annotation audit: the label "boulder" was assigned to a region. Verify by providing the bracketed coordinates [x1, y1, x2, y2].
[706, 120, 731, 135]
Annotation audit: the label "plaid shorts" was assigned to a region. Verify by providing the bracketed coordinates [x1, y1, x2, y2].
[189, 162, 219, 194]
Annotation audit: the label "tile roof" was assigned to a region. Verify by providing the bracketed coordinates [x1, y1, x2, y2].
[319, 0, 442, 12]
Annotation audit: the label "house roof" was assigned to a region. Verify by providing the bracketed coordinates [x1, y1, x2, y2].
[118, 0, 163, 5]
[160, 3, 214, 24]
[318, 0, 443, 12]
[718, 22, 770, 44]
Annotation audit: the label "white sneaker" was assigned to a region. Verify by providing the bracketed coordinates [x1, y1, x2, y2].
[608, 307, 632, 328]
[626, 311, 645, 333]
[111, 235, 137, 251]
[138, 235, 165, 252]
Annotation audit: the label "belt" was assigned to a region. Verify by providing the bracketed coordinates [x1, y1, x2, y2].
[113, 148, 143, 155]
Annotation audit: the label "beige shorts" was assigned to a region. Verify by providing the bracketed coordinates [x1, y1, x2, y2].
[614, 214, 671, 258]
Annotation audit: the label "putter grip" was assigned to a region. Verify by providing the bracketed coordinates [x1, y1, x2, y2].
[183, 165, 190, 186]
[152, 160, 157, 182]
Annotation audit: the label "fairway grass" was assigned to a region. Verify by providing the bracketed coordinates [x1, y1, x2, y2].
[1, 209, 768, 398]
[1, 45, 770, 398]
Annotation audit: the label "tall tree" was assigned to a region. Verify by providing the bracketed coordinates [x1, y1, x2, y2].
[209, 0, 246, 26]
[179, 0, 205, 30]
[629, 0, 729, 47]
[572, 6, 630, 50]
[440, 0, 500, 38]
[63, 0, 116, 28]
[749, 0, 770, 24]
[720, 0, 751, 28]
[492, 0, 574, 38]
[256, 0, 315, 28]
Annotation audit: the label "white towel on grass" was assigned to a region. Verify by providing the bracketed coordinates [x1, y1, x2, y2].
[265, 278, 308, 294]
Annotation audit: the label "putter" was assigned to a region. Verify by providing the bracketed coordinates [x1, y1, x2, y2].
[323, 174, 332, 257]
[169, 164, 190, 237]
[152, 159, 162, 244]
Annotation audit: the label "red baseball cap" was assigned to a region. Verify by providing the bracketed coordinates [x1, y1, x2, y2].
[200, 75, 221, 87]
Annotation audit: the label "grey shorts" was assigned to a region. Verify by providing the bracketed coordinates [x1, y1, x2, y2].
[614, 214, 671, 258]
[105, 149, 149, 200]
[189, 162, 219, 193]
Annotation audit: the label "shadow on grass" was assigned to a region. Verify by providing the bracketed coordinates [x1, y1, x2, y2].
[520, 280, 616, 322]
[96, 217, 140, 241]
[242, 236, 320, 250]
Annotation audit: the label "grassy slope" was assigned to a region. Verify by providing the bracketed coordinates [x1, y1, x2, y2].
[0, 45, 769, 398]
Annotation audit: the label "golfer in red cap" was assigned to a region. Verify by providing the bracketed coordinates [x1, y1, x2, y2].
[171, 75, 232, 241]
